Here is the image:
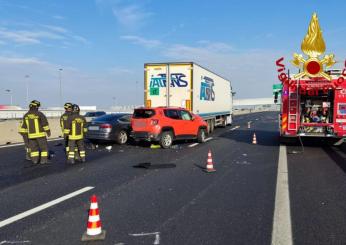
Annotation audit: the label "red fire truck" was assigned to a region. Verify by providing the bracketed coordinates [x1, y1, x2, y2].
[278, 69, 346, 142]
[276, 13, 346, 144]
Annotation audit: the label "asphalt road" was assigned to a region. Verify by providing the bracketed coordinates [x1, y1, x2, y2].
[0, 111, 345, 245]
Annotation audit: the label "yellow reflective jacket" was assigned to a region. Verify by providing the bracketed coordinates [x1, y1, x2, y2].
[65, 113, 87, 140]
[22, 109, 50, 139]
[18, 120, 28, 135]
[60, 111, 72, 136]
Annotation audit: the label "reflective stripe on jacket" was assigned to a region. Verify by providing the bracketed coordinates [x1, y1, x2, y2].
[18, 120, 28, 134]
[60, 112, 72, 135]
[66, 114, 87, 140]
[22, 110, 50, 139]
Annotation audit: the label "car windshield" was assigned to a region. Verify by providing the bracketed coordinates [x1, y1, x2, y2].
[85, 112, 96, 117]
[133, 109, 155, 118]
[93, 114, 128, 122]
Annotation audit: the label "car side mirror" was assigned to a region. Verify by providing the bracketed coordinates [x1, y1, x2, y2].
[191, 116, 195, 121]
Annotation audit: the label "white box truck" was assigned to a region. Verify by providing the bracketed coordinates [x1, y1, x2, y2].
[144, 62, 233, 132]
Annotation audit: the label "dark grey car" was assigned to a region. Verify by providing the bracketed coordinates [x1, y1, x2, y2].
[85, 113, 132, 144]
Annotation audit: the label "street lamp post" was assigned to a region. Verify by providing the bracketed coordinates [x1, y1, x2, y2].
[25, 75, 29, 106]
[59, 68, 63, 107]
[5, 89, 12, 105]
[112, 97, 116, 110]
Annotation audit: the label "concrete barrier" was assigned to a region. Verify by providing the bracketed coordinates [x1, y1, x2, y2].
[0, 118, 62, 145]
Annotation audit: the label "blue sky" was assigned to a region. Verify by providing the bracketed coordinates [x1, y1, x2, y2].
[0, 0, 346, 108]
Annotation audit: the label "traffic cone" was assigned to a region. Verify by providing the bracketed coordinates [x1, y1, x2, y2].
[81, 195, 106, 241]
[252, 133, 257, 144]
[204, 150, 216, 173]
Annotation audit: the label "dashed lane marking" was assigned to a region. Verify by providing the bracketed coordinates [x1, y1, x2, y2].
[188, 143, 199, 148]
[229, 126, 240, 131]
[0, 186, 94, 229]
[271, 145, 293, 245]
[205, 137, 213, 142]
[0, 138, 62, 149]
[129, 232, 160, 245]
[188, 137, 213, 148]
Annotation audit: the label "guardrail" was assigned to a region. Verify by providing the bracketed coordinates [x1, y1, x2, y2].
[0, 110, 135, 120]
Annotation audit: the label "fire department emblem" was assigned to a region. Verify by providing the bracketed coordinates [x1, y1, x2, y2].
[291, 13, 335, 80]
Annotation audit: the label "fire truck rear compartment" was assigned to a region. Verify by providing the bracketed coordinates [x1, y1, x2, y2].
[299, 89, 334, 136]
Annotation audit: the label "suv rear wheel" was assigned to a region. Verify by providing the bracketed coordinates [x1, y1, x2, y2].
[197, 128, 207, 143]
[160, 131, 173, 149]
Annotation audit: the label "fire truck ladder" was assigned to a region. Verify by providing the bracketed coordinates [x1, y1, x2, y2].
[288, 81, 299, 131]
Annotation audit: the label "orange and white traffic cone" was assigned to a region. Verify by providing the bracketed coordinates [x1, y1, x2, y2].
[204, 149, 216, 173]
[252, 133, 257, 144]
[81, 195, 106, 241]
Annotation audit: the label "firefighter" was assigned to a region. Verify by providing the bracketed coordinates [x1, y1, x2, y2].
[60, 102, 73, 156]
[21, 100, 51, 164]
[66, 104, 87, 164]
[18, 120, 30, 161]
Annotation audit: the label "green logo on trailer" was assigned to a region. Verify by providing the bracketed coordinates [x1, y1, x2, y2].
[150, 87, 160, 96]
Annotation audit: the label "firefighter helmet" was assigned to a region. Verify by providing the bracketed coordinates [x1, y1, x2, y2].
[64, 102, 73, 110]
[29, 100, 41, 108]
[72, 104, 80, 112]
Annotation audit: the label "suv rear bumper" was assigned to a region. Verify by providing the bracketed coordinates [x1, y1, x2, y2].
[131, 131, 160, 141]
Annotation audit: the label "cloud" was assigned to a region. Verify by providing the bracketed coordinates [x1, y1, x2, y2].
[121, 35, 161, 48]
[0, 24, 89, 46]
[96, 0, 152, 28]
[161, 42, 283, 99]
[52, 15, 66, 20]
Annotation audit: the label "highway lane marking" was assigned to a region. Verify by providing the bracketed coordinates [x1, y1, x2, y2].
[229, 126, 240, 131]
[271, 145, 293, 245]
[188, 137, 213, 148]
[0, 138, 62, 149]
[0, 242, 31, 245]
[0, 241, 31, 244]
[0, 186, 94, 229]
[205, 137, 213, 142]
[129, 232, 160, 244]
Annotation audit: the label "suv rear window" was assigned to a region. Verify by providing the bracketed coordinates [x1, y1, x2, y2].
[133, 109, 155, 118]
[164, 109, 180, 120]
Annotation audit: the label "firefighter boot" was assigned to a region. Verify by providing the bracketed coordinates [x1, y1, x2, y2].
[25, 149, 31, 161]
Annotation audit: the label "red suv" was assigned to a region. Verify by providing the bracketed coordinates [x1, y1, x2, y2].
[131, 107, 208, 148]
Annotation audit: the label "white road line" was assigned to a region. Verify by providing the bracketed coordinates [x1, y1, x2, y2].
[271, 145, 293, 245]
[0, 241, 31, 244]
[188, 143, 199, 148]
[205, 137, 213, 142]
[0, 138, 62, 149]
[229, 126, 240, 131]
[129, 232, 160, 245]
[0, 186, 94, 229]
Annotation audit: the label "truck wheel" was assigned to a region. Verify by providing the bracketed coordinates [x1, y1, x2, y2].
[160, 131, 173, 149]
[116, 130, 128, 145]
[197, 128, 207, 143]
[210, 120, 215, 132]
[220, 117, 227, 128]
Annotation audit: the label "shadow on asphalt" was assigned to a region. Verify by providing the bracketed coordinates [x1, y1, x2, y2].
[323, 147, 346, 173]
[132, 162, 176, 169]
[218, 129, 280, 146]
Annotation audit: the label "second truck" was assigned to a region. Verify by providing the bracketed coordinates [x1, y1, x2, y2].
[143, 62, 233, 133]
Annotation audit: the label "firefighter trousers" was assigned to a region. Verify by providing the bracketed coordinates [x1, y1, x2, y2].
[68, 139, 86, 162]
[21, 134, 31, 160]
[64, 135, 69, 155]
[29, 137, 49, 164]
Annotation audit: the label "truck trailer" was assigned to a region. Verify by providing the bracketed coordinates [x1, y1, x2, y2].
[144, 62, 233, 133]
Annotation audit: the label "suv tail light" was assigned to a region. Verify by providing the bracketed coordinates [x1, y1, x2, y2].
[151, 119, 159, 125]
[100, 124, 112, 129]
